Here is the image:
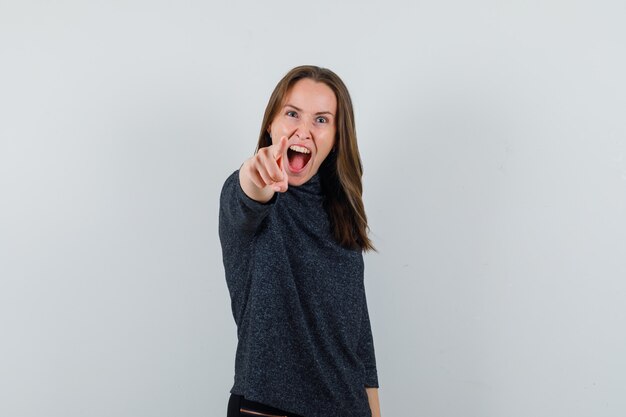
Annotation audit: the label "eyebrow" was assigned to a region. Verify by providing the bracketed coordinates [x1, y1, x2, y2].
[284, 104, 335, 117]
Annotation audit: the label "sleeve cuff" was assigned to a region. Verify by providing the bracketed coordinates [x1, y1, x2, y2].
[236, 171, 278, 208]
[364, 367, 379, 388]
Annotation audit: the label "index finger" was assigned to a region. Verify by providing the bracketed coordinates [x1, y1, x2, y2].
[273, 136, 289, 160]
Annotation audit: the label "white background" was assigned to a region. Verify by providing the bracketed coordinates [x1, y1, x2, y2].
[1, 1, 625, 416]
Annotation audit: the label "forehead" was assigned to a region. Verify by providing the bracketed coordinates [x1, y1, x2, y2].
[283, 78, 337, 113]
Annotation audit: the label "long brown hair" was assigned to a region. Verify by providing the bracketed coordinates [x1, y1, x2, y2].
[256, 65, 375, 251]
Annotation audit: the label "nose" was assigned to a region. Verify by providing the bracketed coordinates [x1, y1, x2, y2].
[294, 118, 312, 140]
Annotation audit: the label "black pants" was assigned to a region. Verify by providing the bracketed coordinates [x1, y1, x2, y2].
[227, 393, 305, 417]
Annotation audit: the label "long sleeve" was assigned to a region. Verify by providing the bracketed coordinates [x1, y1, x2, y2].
[357, 289, 379, 388]
[219, 170, 275, 241]
[219, 170, 276, 324]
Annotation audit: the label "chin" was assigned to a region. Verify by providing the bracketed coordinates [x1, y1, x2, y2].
[288, 176, 308, 187]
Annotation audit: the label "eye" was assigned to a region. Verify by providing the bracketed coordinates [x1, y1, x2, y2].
[286, 110, 298, 118]
[316, 116, 328, 124]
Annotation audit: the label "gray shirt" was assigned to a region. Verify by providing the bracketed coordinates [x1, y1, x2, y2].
[219, 170, 379, 417]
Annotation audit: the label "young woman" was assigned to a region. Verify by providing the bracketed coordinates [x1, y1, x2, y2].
[220, 65, 381, 417]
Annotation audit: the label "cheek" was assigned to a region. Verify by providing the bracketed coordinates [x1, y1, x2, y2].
[272, 120, 290, 135]
[323, 131, 336, 151]
[316, 136, 335, 159]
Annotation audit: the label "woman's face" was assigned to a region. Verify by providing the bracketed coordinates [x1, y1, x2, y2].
[268, 78, 337, 187]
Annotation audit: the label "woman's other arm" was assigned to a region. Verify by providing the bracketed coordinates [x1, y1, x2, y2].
[366, 387, 381, 417]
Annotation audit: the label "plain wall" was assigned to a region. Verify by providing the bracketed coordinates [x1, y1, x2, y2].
[1, 1, 625, 416]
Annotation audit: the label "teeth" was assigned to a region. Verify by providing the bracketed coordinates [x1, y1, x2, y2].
[289, 145, 311, 154]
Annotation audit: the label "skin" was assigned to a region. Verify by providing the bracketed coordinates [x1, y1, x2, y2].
[366, 387, 382, 417]
[240, 78, 337, 202]
[240, 78, 382, 416]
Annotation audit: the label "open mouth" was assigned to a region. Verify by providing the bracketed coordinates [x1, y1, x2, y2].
[287, 145, 312, 173]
